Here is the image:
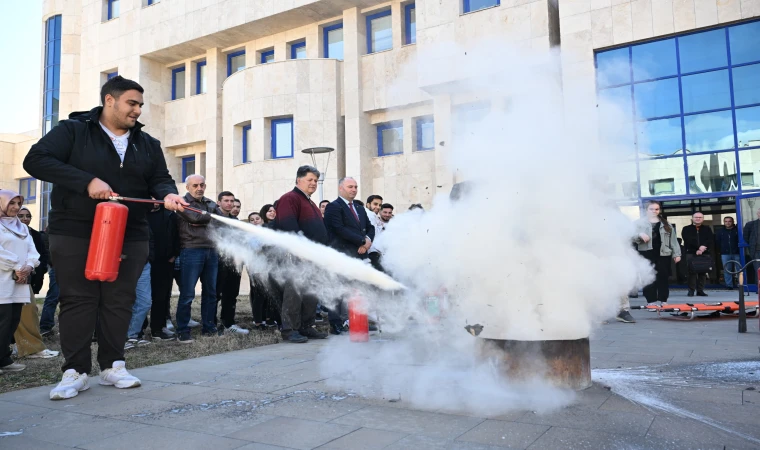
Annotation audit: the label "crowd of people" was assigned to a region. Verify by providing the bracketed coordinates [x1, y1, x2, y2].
[618, 200, 751, 323]
[1, 75, 411, 400]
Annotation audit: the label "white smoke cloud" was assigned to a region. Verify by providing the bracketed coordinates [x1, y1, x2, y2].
[211, 37, 654, 416]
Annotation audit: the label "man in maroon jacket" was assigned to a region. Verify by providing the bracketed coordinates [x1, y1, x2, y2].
[275, 165, 329, 343]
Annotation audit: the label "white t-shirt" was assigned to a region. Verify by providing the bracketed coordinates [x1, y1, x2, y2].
[99, 122, 130, 162]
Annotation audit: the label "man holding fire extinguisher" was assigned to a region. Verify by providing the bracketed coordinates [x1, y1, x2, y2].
[24, 76, 187, 401]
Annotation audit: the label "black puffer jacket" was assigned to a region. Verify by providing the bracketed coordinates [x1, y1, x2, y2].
[23, 107, 178, 241]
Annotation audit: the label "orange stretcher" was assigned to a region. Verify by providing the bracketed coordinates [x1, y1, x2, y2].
[631, 301, 760, 321]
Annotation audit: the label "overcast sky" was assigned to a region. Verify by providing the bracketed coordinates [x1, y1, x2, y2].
[0, 1, 43, 135]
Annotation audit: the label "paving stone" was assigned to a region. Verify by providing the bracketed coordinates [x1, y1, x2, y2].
[385, 434, 507, 449]
[61, 396, 182, 418]
[316, 427, 407, 449]
[0, 435, 75, 449]
[598, 393, 653, 414]
[130, 368, 223, 384]
[455, 420, 549, 449]
[235, 443, 299, 450]
[128, 383, 218, 401]
[128, 404, 278, 437]
[571, 383, 613, 409]
[330, 405, 484, 440]
[177, 388, 274, 406]
[609, 354, 675, 364]
[664, 399, 760, 427]
[255, 393, 367, 422]
[526, 426, 725, 450]
[646, 413, 760, 450]
[79, 425, 249, 450]
[517, 406, 654, 437]
[658, 386, 744, 405]
[0, 411, 149, 447]
[226, 416, 358, 450]
[206, 369, 326, 393]
[480, 410, 528, 422]
[743, 388, 760, 405]
[0, 401, 51, 422]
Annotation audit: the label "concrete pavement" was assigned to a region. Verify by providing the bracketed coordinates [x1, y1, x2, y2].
[1, 289, 758, 450]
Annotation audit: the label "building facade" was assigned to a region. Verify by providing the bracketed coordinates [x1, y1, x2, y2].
[4, 0, 560, 229]
[6, 1, 758, 233]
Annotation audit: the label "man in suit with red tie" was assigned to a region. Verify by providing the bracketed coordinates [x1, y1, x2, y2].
[323, 177, 376, 333]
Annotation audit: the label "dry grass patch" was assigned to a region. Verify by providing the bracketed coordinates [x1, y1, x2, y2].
[1, 296, 281, 394]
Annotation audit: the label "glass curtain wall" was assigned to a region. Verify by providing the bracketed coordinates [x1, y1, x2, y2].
[596, 19, 760, 201]
[40, 15, 62, 230]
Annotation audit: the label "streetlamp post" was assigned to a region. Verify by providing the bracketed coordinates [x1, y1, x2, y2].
[301, 147, 335, 203]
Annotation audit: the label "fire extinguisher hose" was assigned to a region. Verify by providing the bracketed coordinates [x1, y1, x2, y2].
[108, 195, 210, 216]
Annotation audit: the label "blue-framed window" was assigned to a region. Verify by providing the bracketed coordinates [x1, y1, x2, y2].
[40, 182, 52, 230]
[595, 19, 760, 198]
[196, 60, 207, 95]
[463, 0, 500, 13]
[405, 4, 416, 45]
[171, 67, 185, 100]
[107, 0, 120, 20]
[42, 15, 61, 136]
[377, 121, 404, 156]
[416, 116, 434, 151]
[323, 23, 344, 60]
[227, 50, 245, 77]
[19, 178, 37, 205]
[271, 118, 294, 159]
[181, 156, 196, 181]
[242, 124, 251, 163]
[261, 49, 275, 64]
[291, 41, 306, 60]
[366, 10, 392, 54]
[107, 71, 118, 80]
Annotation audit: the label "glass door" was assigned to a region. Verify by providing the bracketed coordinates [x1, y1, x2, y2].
[736, 192, 760, 292]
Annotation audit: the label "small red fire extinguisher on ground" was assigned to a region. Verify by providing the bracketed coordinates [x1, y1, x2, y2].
[85, 199, 129, 282]
[348, 293, 369, 342]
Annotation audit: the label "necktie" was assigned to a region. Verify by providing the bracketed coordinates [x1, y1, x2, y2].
[349, 203, 360, 223]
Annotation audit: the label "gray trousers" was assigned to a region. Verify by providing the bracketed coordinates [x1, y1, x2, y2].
[281, 283, 318, 333]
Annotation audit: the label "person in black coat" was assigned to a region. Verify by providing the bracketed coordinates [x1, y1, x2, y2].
[323, 177, 375, 260]
[23, 76, 186, 400]
[17, 207, 48, 295]
[681, 212, 714, 296]
[323, 177, 376, 333]
[147, 203, 180, 340]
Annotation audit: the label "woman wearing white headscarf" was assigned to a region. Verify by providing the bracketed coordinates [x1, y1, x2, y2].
[0, 190, 40, 373]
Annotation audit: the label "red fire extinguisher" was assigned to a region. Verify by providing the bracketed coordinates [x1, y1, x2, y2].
[348, 293, 369, 342]
[85, 199, 129, 282]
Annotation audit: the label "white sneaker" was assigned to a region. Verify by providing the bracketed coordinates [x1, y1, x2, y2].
[225, 324, 250, 335]
[161, 327, 175, 337]
[29, 349, 59, 359]
[135, 339, 151, 347]
[124, 339, 137, 350]
[165, 319, 175, 331]
[99, 361, 141, 389]
[50, 369, 89, 400]
[188, 319, 201, 328]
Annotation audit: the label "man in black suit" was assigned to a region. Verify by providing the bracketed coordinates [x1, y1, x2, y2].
[323, 177, 375, 333]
